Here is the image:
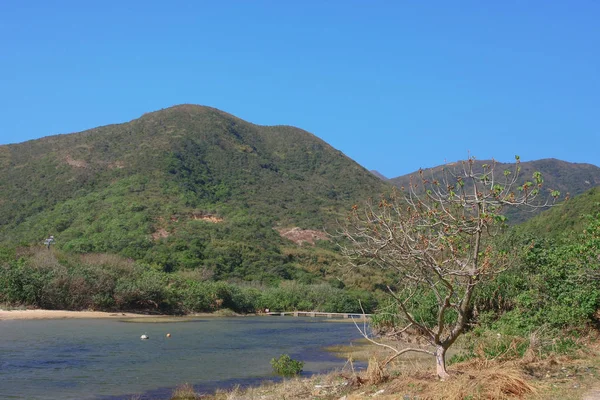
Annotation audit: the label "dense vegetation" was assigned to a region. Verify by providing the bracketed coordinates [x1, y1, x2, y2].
[370, 186, 600, 337]
[0, 105, 386, 284]
[0, 248, 377, 314]
[474, 191, 600, 334]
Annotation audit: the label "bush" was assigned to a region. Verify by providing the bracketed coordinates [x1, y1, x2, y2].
[270, 354, 303, 377]
[448, 329, 581, 366]
[0, 247, 376, 315]
[473, 213, 600, 335]
[258, 282, 376, 313]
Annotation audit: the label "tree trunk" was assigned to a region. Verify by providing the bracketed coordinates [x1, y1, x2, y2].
[435, 345, 450, 380]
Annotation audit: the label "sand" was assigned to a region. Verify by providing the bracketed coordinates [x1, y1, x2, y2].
[0, 309, 155, 320]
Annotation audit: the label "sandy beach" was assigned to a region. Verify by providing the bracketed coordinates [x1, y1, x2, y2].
[0, 309, 156, 320]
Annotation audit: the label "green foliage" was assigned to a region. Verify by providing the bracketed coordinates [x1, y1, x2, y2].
[513, 187, 600, 240]
[0, 248, 378, 314]
[257, 281, 376, 313]
[369, 299, 402, 331]
[474, 195, 600, 335]
[270, 354, 304, 377]
[446, 332, 530, 365]
[369, 290, 445, 334]
[0, 258, 49, 305]
[448, 330, 580, 366]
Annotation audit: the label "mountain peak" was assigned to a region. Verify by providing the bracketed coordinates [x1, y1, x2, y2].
[0, 106, 387, 264]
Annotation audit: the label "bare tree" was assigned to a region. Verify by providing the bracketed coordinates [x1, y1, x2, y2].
[339, 156, 559, 379]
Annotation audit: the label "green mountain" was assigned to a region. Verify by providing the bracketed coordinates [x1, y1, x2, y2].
[0, 104, 387, 283]
[2, 105, 599, 284]
[388, 158, 600, 224]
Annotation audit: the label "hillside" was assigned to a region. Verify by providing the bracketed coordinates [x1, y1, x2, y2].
[370, 170, 388, 180]
[512, 186, 600, 240]
[388, 158, 600, 224]
[2, 107, 599, 284]
[0, 105, 388, 283]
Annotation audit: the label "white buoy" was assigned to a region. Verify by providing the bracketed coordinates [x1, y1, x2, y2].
[140, 334, 149, 340]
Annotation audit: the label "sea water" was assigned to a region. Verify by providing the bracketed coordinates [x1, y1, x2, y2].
[0, 317, 364, 399]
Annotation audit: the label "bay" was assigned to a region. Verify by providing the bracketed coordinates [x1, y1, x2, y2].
[0, 316, 364, 399]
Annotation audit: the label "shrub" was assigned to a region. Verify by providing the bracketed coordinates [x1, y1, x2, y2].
[270, 354, 303, 377]
[258, 282, 376, 313]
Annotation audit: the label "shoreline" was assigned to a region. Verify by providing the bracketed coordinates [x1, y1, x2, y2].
[0, 308, 365, 322]
[0, 309, 164, 320]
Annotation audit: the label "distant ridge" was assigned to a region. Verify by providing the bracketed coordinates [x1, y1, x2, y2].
[388, 158, 600, 224]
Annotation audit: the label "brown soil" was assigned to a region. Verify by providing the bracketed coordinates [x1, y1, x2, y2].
[190, 212, 223, 223]
[108, 161, 125, 169]
[277, 227, 329, 245]
[152, 228, 170, 240]
[65, 155, 87, 168]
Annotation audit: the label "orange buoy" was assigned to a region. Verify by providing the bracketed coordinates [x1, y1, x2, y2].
[166, 333, 171, 338]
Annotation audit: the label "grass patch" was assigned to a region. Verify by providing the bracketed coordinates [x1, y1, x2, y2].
[324, 339, 373, 362]
[213, 308, 240, 317]
[170, 383, 200, 399]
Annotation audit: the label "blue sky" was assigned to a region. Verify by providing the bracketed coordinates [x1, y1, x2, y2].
[1, 1, 598, 178]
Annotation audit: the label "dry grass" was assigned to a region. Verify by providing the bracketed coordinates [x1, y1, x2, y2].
[171, 383, 200, 399]
[201, 337, 600, 400]
[19, 247, 63, 270]
[219, 379, 315, 400]
[176, 268, 215, 282]
[15, 248, 138, 274]
[324, 339, 376, 362]
[202, 358, 539, 400]
[388, 360, 536, 400]
[208, 366, 362, 400]
[79, 252, 136, 272]
[324, 338, 410, 362]
[366, 357, 387, 384]
[0, 303, 27, 311]
[522, 349, 600, 399]
[175, 331, 600, 400]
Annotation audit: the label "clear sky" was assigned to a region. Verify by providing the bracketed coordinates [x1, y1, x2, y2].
[1, 1, 598, 178]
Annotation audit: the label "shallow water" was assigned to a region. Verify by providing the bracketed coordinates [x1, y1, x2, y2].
[0, 316, 364, 399]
